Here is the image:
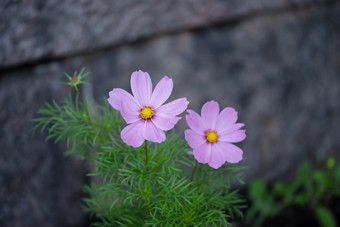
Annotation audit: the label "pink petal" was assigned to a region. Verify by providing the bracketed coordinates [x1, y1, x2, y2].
[143, 121, 166, 143]
[151, 115, 180, 131]
[201, 100, 220, 130]
[130, 70, 152, 106]
[216, 142, 243, 163]
[121, 121, 145, 148]
[149, 76, 173, 108]
[184, 129, 206, 149]
[156, 98, 189, 116]
[219, 130, 246, 143]
[217, 123, 244, 135]
[185, 110, 207, 135]
[208, 144, 227, 169]
[193, 143, 211, 164]
[215, 107, 238, 133]
[108, 88, 140, 111]
[120, 101, 141, 124]
[108, 89, 121, 111]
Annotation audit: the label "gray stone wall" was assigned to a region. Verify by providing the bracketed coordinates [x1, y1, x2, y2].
[1, 0, 339, 226]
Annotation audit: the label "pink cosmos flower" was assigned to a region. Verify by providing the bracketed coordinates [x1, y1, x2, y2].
[184, 101, 246, 169]
[108, 70, 189, 148]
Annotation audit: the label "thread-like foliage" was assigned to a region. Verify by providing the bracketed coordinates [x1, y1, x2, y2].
[32, 70, 246, 226]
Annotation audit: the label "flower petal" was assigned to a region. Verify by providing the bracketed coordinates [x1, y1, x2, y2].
[215, 107, 238, 133]
[151, 115, 180, 131]
[201, 100, 220, 130]
[208, 144, 227, 169]
[156, 98, 189, 117]
[217, 123, 244, 135]
[185, 110, 207, 135]
[143, 121, 166, 143]
[184, 129, 206, 149]
[130, 70, 152, 106]
[120, 100, 141, 124]
[149, 76, 173, 108]
[219, 130, 246, 143]
[108, 88, 140, 111]
[216, 142, 243, 163]
[121, 121, 145, 148]
[108, 89, 121, 111]
[193, 143, 211, 164]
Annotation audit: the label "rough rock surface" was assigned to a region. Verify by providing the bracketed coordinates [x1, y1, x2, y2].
[0, 65, 89, 226]
[0, 0, 333, 68]
[0, 0, 339, 226]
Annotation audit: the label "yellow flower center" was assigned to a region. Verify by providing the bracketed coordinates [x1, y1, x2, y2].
[140, 106, 154, 120]
[206, 130, 218, 143]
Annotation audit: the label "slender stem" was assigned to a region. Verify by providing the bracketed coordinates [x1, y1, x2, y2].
[145, 140, 148, 166]
[144, 140, 149, 219]
[74, 85, 104, 148]
[145, 204, 149, 220]
[75, 85, 92, 126]
[190, 160, 198, 182]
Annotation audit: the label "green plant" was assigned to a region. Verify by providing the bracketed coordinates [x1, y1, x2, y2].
[33, 68, 247, 226]
[246, 157, 340, 227]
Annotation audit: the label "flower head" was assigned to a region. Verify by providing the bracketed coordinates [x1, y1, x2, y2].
[185, 101, 246, 169]
[63, 67, 89, 87]
[108, 70, 189, 147]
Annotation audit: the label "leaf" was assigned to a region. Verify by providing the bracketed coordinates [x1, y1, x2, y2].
[334, 164, 340, 183]
[297, 161, 312, 189]
[272, 182, 287, 196]
[313, 171, 331, 189]
[315, 205, 337, 227]
[248, 179, 267, 200]
[293, 193, 308, 207]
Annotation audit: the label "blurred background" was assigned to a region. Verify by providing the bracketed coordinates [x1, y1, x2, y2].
[0, 0, 339, 226]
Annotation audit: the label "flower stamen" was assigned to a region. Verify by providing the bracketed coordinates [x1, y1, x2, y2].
[206, 130, 218, 143]
[140, 106, 154, 120]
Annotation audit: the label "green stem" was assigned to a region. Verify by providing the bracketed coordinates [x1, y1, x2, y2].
[145, 140, 148, 166]
[144, 140, 150, 219]
[74, 85, 103, 148]
[190, 160, 198, 182]
[75, 85, 92, 126]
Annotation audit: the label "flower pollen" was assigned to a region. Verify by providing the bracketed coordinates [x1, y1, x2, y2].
[140, 106, 154, 120]
[206, 130, 218, 143]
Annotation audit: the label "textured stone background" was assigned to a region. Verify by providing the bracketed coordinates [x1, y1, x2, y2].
[1, 0, 339, 226]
